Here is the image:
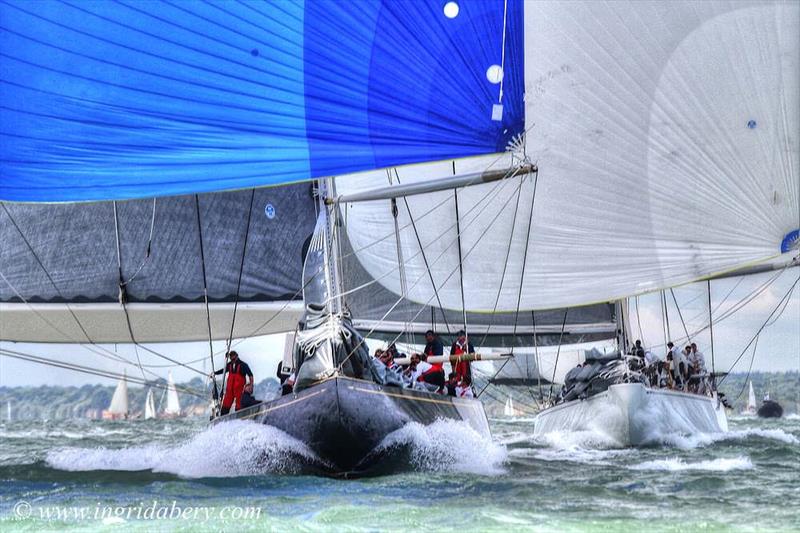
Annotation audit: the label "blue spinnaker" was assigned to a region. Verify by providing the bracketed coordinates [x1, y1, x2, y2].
[0, 0, 524, 202]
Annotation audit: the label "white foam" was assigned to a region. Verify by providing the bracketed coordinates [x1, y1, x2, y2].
[784, 413, 800, 420]
[654, 428, 799, 449]
[374, 419, 507, 475]
[523, 430, 635, 464]
[629, 456, 753, 472]
[46, 421, 323, 477]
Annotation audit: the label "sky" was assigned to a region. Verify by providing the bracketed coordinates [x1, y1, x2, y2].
[0, 269, 798, 389]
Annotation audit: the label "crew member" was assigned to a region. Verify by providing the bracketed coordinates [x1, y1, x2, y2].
[239, 383, 260, 409]
[450, 330, 475, 381]
[423, 330, 446, 384]
[212, 351, 254, 415]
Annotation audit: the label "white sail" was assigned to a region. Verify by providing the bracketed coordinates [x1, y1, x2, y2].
[747, 381, 757, 412]
[144, 388, 156, 420]
[337, 1, 799, 312]
[108, 372, 129, 416]
[164, 372, 181, 416]
[6, 401, 10, 421]
[504, 397, 515, 417]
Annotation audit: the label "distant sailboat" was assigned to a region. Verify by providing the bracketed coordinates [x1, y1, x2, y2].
[144, 388, 156, 420]
[742, 381, 757, 416]
[163, 372, 181, 417]
[6, 401, 11, 421]
[104, 371, 129, 420]
[504, 396, 517, 417]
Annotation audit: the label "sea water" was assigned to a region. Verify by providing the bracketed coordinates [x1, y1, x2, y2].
[0, 415, 798, 531]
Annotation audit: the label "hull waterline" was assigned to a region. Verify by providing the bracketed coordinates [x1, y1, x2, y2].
[534, 383, 728, 447]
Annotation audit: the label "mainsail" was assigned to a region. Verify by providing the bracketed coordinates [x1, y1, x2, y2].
[144, 388, 156, 420]
[164, 372, 181, 416]
[107, 372, 129, 417]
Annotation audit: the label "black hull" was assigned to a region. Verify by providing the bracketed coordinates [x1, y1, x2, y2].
[757, 400, 783, 418]
[210, 376, 490, 476]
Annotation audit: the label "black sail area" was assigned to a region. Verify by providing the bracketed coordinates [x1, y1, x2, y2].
[0, 185, 317, 342]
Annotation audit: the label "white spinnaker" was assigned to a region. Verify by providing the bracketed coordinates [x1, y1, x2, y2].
[165, 371, 181, 416]
[337, 0, 799, 312]
[108, 372, 129, 416]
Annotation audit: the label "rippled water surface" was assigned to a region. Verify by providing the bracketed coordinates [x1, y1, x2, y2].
[1, 414, 798, 531]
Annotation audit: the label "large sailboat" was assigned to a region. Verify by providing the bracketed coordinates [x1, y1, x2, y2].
[0, 1, 797, 471]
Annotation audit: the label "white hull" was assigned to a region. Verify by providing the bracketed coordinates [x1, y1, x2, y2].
[534, 383, 728, 447]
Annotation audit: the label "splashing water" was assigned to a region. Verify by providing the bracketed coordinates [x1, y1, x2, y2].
[367, 419, 507, 475]
[46, 421, 324, 477]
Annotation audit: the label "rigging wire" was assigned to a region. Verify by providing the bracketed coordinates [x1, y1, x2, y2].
[0, 347, 206, 398]
[218, 189, 256, 402]
[646, 267, 788, 351]
[707, 279, 715, 375]
[227, 156, 526, 350]
[547, 309, 568, 401]
[113, 200, 148, 382]
[394, 168, 453, 336]
[669, 288, 691, 342]
[453, 188, 468, 344]
[718, 275, 799, 386]
[475, 172, 526, 350]
[225, 188, 256, 352]
[733, 334, 760, 402]
[0, 205, 204, 375]
[337, 168, 527, 371]
[194, 194, 220, 403]
[119, 197, 157, 287]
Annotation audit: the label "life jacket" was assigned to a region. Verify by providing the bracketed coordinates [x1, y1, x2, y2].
[452, 340, 471, 379]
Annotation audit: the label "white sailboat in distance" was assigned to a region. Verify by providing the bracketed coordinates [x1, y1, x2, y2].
[163, 371, 181, 418]
[103, 371, 129, 420]
[144, 388, 156, 420]
[742, 381, 757, 416]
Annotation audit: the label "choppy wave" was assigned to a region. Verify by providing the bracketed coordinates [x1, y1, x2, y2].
[45, 421, 324, 477]
[365, 419, 507, 475]
[629, 456, 754, 472]
[654, 428, 799, 449]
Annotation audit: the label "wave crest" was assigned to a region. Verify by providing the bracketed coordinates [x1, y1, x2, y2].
[46, 421, 323, 477]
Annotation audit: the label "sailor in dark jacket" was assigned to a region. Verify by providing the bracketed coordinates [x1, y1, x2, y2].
[239, 383, 260, 409]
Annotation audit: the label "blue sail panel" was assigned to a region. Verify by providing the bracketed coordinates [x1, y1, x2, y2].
[0, 0, 524, 202]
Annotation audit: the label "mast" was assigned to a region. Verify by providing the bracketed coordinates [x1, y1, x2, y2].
[615, 300, 629, 354]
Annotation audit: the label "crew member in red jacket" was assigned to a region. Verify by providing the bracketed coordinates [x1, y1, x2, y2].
[450, 330, 475, 381]
[212, 351, 254, 415]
